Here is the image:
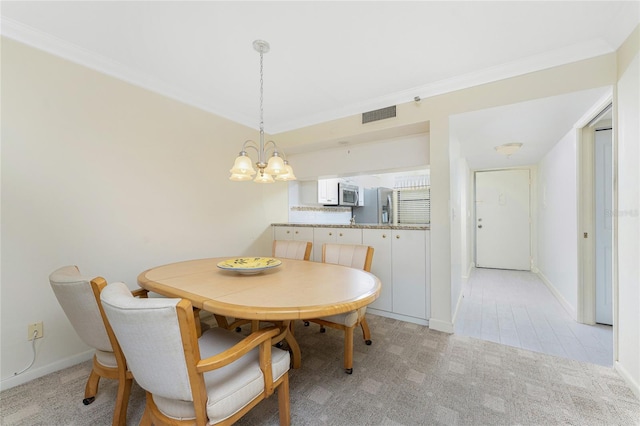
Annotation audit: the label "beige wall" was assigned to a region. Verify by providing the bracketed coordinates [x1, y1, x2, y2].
[275, 53, 617, 334]
[0, 38, 288, 387]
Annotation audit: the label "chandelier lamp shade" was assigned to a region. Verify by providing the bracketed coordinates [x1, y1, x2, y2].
[229, 40, 296, 183]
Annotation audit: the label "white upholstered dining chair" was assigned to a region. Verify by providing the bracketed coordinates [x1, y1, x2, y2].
[99, 281, 291, 426]
[49, 265, 147, 426]
[272, 240, 312, 261]
[305, 243, 374, 374]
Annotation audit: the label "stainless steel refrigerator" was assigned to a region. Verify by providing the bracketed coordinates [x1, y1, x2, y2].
[353, 187, 393, 224]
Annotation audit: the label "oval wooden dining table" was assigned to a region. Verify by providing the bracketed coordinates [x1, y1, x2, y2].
[137, 257, 381, 368]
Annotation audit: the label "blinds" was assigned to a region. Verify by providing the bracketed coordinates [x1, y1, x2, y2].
[397, 187, 430, 224]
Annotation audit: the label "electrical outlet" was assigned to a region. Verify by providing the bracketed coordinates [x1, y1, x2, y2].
[28, 322, 43, 340]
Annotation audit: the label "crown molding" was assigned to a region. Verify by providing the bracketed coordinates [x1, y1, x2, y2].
[0, 17, 257, 130]
[270, 39, 614, 133]
[2, 17, 614, 134]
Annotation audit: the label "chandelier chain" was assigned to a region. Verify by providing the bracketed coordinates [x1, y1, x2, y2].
[259, 50, 264, 133]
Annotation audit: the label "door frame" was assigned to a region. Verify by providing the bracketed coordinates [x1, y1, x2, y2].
[575, 91, 616, 342]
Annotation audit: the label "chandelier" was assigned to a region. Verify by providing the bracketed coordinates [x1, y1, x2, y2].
[229, 40, 296, 183]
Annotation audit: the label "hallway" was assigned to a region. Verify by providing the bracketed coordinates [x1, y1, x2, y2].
[455, 268, 613, 367]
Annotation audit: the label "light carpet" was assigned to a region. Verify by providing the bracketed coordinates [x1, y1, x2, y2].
[1, 314, 638, 425]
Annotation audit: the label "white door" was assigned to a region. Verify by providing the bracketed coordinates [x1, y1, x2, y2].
[595, 128, 613, 325]
[475, 169, 531, 270]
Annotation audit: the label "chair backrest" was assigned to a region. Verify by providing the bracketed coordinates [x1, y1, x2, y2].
[49, 265, 112, 352]
[272, 240, 312, 260]
[100, 282, 196, 402]
[322, 244, 374, 272]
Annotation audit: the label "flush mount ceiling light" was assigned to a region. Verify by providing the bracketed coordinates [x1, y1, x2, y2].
[229, 40, 296, 183]
[494, 142, 523, 158]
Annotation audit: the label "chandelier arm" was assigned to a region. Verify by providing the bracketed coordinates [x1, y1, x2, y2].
[263, 140, 280, 156]
[241, 140, 260, 154]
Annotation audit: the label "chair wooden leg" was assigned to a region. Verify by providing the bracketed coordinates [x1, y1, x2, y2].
[278, 373, 291, 426]
[139, 405, 152, 426]
[83, 367, 100, 404]
[344, 326, 354, 374]
[112, 376, 132, 426]
[359, 316, 372, 345]
[193, 308, 202, 337]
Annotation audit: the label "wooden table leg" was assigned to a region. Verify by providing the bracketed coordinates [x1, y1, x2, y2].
[213, 314, 229, 329]
[281, 321, 301, 369]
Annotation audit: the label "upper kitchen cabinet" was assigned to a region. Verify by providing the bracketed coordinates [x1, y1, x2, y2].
[317, 178, 339, 205]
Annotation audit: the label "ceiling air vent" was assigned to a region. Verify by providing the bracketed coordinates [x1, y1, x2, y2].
[362, 105, 396, 124]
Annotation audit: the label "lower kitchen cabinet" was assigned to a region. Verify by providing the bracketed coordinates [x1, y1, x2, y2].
[273, 226, 314, 244]
[362, 230, 393, 312]
[272, 225, 430, 325]
[312, 227, 362, 262]
[363, 228, 430, 324]
[391, 229, 429, 320]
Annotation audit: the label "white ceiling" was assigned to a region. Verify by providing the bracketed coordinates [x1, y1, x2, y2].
[2, 1, 638, 168]
[450, 87, 611, 169]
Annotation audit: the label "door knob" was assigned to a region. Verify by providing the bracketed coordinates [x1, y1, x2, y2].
[478, 225, 483, 229]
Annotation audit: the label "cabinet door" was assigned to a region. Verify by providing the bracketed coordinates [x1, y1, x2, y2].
[317, 181, 328, 204]
[313, 227, 338, 262]
[314, 228, 363, 261]
[274, 226, 313, 242]
[326, 180, 339, 204]
[274, 226, 294, 240]
[318, 179, 339, 205]
[336, 228, 362, 244]
[292, 227, 314, 242]
[362, 229, 392, 312]
[392, 230, 427, 319]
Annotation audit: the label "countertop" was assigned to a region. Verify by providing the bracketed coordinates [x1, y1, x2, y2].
[272, 223, 430, 230]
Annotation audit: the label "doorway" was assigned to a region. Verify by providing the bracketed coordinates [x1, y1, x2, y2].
[578, 101, 615, 328]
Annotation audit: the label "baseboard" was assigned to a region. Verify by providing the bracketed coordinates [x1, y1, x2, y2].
[0, 350, 94, 391]
[367, 309, 429, 326]
[536, 271, 577, 320]
[462, 262, 475, 281]
[428, 318, 454, 334]
[615, 360, 640, 400]
[451, 286, 465, 328]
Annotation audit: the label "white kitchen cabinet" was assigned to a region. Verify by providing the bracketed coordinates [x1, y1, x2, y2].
[391, 229, 428, 320]
[363, 228, 429, 324]
[273, 226, 430, 324]
[317, 178, 339, 205]
[273, 226, 314, 243]
[362, 229, 393, 312]
[312, 227, 362, 262]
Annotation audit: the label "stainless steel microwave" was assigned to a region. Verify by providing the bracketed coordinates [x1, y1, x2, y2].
[338, 183, 359, 206]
